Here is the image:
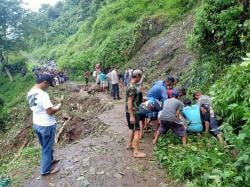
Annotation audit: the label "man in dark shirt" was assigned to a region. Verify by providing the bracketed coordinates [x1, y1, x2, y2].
[126, 69, 146, 158]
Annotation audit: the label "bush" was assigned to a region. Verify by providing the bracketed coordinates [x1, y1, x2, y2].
[154, 134, 237, 186]
[210, 53, 250, 185]
[190, 0, 250, 64]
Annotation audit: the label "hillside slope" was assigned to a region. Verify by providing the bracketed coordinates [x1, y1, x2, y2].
[128, 15, 194, 82]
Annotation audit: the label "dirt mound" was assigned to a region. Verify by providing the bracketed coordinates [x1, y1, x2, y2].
[54, 86, 112, 144]
[0, 84, 112, 158]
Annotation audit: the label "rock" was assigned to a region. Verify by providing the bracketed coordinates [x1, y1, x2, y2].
[89, 166, 95, 175]
[82, 179, 90, 187]
[114, 173, 122, 179]
[96, 171, 105, 175]
[159, 182, 169, 187]
[76, 176, 85, 181]
[49, 183, 55, 187]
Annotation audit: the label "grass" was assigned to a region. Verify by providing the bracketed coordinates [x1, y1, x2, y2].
[154, 133, 242, 186]
[0, 146, 40, 187]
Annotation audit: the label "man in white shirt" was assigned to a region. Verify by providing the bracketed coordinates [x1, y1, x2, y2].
[27, 74, 61, 176]
[110, 67, 121, 100]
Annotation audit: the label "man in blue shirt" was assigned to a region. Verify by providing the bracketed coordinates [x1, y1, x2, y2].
[182, 98, 203, 133]
[147, 77, 173, 102]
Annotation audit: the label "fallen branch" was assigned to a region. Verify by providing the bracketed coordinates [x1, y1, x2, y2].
[14, 124, 32, 139]
[9, 138, 30, 165]
[56, 117, 72, 143]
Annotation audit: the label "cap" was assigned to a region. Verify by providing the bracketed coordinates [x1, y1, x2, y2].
[132, 69, 142, 77]
[36, 74, 54, 87]
[171, 89, 179, 97]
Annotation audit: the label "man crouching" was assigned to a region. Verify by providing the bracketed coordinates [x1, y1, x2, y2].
[126, 69, 146, 158]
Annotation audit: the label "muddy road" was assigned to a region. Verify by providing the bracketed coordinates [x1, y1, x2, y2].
[25, 85, 174, 187]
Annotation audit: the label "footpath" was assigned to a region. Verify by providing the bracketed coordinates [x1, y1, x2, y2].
[25, 85, 173, 187]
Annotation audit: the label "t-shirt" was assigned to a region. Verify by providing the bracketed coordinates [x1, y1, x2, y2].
[147, 80, 168, 102]
[93, 71, 97, 77]
[110, 70, 119, 84]
[182, 105, 203, 132]
[197, 95, 215, 117]
[158, 98, 183, 123]
[27, 88, 56, 126]
[98, 73, 107, 82]
[126, 83, 141, 114]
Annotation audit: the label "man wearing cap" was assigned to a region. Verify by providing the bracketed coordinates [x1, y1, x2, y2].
[27, 74, 61, 176]
[153, 90, 187, 145]
[126, 69, 146, 158]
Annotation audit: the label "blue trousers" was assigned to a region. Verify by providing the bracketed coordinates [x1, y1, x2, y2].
[112, 83, 120, 99]
[33, 124, 56, 175]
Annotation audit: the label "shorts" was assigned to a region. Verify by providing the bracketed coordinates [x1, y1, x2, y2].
[201, 104, 210, 122]
[126, 112, 140, 131]
[209, 117, 220, 136]
[101, 80, 108, 88]
[137, 106, 158, 121]
[159, 120, 186, 137]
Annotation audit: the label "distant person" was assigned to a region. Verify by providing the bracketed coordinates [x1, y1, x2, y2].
[178, 88, 186, 102]
[126, 70, 146, 158]
[193, 91, 224, 145]
[124, 69, 129, 86]
[59, 71, 64, 84]
[128, 67, 133, 82]
[98, 72, 108, 92]
[84, 70, 90, 85]
[166, 76, 174, 98]
[110, 67, 121, 100]
[95, 63, 101, 74]
[153, 90, 187, 145]
[106, 70, 112, 96]
[27, 74, 61, 176]
[182, 98, 203, 133]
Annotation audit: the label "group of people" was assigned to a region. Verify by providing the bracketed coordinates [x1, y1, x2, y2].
[28, 64, 224, 176]
[125, 69, 224, 158]
[32, 67, 68, 86]
[84, 64, 122, 100]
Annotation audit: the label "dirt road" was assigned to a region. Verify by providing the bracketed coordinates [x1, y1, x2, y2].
[25, 88, 172, 187]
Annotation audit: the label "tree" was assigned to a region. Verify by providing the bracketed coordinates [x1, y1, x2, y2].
[0, 0, 25, 81]
[0, 0, 25, 52]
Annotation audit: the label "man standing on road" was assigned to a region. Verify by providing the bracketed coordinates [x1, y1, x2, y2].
[83, 70, 90, 86]
[27, 74, 61, 176]
[110, 67, 121, 100]
[126, 69, 146, 158]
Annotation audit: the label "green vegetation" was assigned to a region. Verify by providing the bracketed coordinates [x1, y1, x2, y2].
[184, 0, 250, 91]
[155, 1, 250, 186]
[0, 73, 34, 131]
[0, 147, 40, 186]
[27, 0, 199, 79]
[155, 56, 250, 186]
